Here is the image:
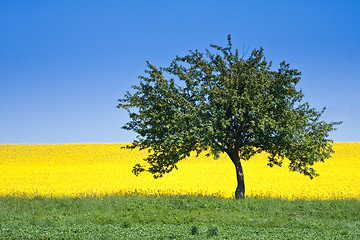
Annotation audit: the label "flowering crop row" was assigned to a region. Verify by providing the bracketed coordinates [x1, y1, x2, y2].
[0, 143, 359, 199]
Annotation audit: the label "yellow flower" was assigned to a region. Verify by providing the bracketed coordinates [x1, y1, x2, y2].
[0, 142, 359, 199]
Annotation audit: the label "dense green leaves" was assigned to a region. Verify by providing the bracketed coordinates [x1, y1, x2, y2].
[117, 35, 341, 179]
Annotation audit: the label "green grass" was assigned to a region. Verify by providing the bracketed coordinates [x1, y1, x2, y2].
[0, 195, 359, 239]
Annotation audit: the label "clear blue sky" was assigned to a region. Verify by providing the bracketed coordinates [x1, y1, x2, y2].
[1, 0, 359, 144]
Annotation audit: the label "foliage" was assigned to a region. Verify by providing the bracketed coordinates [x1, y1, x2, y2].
[190, 225, 199, 235]
[117, 35, 341, 191]
[208, 225, 219, 237]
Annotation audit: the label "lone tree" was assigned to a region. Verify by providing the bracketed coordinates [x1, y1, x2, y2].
[117, 35, 341, 199]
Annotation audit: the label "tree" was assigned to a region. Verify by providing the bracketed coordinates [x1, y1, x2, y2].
[117, 35, 341, 199]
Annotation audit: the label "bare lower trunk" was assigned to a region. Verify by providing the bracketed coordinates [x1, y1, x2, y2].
[227, 150, 245, 199]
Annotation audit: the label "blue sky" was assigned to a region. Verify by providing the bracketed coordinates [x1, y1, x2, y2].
[1, 0, 359, 144]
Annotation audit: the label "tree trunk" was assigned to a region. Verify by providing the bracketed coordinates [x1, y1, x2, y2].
[227, 150, 245, 199]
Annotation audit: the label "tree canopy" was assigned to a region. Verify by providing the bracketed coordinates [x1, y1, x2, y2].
[117, 35, 341, 199]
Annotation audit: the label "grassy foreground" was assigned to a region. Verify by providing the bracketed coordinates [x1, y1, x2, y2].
[0, 195, 359, 239]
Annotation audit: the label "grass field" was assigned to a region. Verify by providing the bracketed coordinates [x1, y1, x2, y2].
[0, 195, 359, 239]
[0, 142, 359, 199]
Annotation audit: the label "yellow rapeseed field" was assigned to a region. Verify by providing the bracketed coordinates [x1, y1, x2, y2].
[0, 143, 359, 199]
